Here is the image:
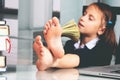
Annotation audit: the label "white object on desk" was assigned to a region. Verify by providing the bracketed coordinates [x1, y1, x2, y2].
[0, 21, 6, 25]
[0, 36, 10, 51]
[0, 25, 9, 36]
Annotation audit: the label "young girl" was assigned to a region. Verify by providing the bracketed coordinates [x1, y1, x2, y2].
[33, 2, 117, 71]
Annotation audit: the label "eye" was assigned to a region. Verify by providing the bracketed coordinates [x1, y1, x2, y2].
[89, 17, 93, 21]
[89, 15, 94, 21]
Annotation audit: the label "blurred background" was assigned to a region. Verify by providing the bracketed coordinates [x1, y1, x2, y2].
[0, 0, 120, 66]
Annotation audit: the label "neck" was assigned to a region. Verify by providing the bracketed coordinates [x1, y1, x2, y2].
[80, 35, 98, 45]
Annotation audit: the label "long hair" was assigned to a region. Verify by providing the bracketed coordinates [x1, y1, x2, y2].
[90, 2, 117, 54]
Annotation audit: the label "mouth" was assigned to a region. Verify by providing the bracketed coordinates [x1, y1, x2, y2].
[78, 22, 84, 28]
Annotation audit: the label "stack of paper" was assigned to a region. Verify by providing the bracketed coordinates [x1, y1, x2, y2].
[0, 21, 9, 36]
[0, 21, 10, 51]
[0, 20, 9, 72]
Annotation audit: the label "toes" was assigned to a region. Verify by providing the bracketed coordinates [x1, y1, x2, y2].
[35, 36, 42, 46]
[33, 35, 44, 56]
[44, 22, 50, 34]
[44, 19, 53, 34]
[35, 35, 41, 42]
[33, 36, 41, 51]
[43, 29, 47, 35]
[44, 24, 49, 34]
[52, 17, 60, 26]
[48, 20, 53, 27]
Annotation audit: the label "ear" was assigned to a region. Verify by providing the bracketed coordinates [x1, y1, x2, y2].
[97, 26, 106, 35]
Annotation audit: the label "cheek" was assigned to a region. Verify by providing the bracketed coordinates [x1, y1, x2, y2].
[85, 25, 99, 34]
[86, 21, 95, 27]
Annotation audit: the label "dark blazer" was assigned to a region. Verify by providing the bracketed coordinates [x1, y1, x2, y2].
[64, 39, 113, 68]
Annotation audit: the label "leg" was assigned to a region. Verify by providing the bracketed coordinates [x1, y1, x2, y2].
[52, 54, 80, 68]
[33, 35, 54, 71]
[44, 17, 64, 58]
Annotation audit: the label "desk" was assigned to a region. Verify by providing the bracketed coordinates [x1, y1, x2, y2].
[0, 65, 116, 80]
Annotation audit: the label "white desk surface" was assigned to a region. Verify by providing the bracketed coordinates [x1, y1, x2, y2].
[0, 65, 116, 80]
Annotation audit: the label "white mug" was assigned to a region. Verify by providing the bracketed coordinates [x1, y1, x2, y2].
[0, 36, 11, 53]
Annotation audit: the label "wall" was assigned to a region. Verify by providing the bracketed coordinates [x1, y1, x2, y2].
[19, 0, 53, 29]
[18, 0, 53, 64]
[18, 0, 98, 28]
[102, 0, 120, 6]
[60, 0, 81, 25]
[60, 0, 98, 25]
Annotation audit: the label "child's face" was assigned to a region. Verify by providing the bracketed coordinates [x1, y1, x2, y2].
[78, 5, 105, 37]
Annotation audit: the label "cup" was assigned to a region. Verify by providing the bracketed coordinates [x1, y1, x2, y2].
[0, 36, 11, 53]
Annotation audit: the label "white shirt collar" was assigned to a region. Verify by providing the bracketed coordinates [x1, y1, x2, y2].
[74, 37, 99, 50]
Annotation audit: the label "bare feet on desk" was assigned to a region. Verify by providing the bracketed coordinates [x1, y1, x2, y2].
[33, 36, 53, 71]
[44, 17, 64, 58]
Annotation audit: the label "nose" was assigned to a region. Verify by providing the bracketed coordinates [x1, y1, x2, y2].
[80, 15, 86, 22]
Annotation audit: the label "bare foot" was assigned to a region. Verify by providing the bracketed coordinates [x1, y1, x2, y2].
[44, 17, 64, 58]
[33, 35, 54, 71]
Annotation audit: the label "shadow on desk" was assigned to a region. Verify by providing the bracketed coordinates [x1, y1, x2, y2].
[36, 68, 79, 80]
